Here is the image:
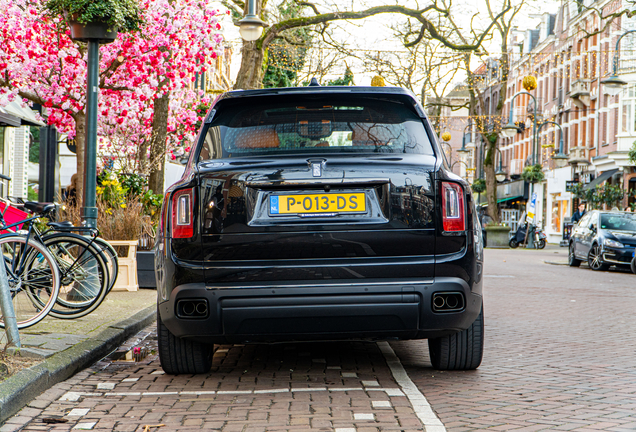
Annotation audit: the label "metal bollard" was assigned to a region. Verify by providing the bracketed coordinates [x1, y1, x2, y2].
[0, 257, 20, 348]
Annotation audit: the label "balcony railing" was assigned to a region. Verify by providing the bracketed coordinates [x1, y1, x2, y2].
[570, 79, 590, 98]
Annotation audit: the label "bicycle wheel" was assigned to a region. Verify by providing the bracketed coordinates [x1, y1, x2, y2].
[90, 237, 119, 292]
[38, 233, 110, 319]
[0, 235, 60, 329]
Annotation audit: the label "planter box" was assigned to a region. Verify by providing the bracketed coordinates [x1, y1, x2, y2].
[109, 240, 138, 291]
[68, 21, 117, 43]
[137, 250, 156, 289]
[484, 225, 512, 248]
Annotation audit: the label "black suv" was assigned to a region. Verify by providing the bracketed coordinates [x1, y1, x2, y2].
[155, 85, 484, 374]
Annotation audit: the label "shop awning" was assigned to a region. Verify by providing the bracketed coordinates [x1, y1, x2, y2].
[0, 101, 44, 127]
[582, 168, 619, 190]
[497, 195, 523, 204]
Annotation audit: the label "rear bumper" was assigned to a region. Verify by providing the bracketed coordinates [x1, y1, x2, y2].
[158, 277, 482, 344]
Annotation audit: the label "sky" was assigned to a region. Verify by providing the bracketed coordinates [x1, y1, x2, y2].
[216, 0, 560, 91]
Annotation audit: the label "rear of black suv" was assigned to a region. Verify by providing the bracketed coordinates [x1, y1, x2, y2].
[155, 86, 484, 374]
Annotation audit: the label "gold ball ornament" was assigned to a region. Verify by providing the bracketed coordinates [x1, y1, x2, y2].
[522, 75, 537, 91]
[441, 132, 452, 142]
[371, 75, 385, 87]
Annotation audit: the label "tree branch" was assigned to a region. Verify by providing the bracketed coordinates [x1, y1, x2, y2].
[294, 0, 320, 16]
[262, 4, 469, 51]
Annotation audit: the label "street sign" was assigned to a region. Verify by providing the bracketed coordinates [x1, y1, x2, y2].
[566, 180, 579, 192]
[526, 192, 537, 223]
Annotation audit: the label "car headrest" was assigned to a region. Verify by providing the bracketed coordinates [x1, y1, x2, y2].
[232, 128, 280, 149]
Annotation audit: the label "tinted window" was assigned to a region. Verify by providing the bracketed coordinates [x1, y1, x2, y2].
[199, 97, 433, 160]
[600, 213, 636, 231]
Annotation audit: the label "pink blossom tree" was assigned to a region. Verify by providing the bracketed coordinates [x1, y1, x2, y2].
[0, 0, 224, 195]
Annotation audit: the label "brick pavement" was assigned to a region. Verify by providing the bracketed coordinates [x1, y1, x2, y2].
[392, 247, 636, 432]
[2, 326, 428, 432]
[5, 247, 636, 431]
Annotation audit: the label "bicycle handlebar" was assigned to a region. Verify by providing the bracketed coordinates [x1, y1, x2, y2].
[0, 174, 11, 181]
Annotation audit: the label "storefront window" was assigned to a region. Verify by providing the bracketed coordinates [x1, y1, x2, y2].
[550, 193, 569, 233]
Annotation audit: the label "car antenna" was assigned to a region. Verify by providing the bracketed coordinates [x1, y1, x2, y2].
[308, 77, 320, 86]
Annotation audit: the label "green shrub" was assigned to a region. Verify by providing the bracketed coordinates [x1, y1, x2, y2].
[521, 164, 545, 183]
[44, 0, 143, 32]
[471, 178, 486, 193]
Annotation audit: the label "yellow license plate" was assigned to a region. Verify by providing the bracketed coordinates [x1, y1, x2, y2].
[270, 193, 366, 215]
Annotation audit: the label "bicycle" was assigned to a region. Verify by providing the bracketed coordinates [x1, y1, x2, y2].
[2, 201, 113, 319]
[0, 197, 61, 329]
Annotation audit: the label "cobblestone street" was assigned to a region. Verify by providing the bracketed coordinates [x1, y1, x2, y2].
[4, 246, 636, 431]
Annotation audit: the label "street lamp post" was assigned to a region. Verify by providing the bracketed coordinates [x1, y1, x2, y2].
[502, 91, 568, 247]
[601, 30, 636, 96]
[82, 40, 100, 228]
[501, 91, 540, 165]
[537, 120, 568, 168]
[235, 0, 268, 41]
[501, 90, 542, 247]
[440, 129, 470, 177]
[451, 160, 469, 173]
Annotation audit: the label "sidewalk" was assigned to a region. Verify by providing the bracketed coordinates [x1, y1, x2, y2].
[0, 289, 156, 423]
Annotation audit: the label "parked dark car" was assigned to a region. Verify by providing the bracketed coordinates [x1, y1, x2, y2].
[569, 210, 636, 270]
[155, 85, 484, 374]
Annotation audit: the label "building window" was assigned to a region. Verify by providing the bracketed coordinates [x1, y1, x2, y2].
[620, 84, 636, 134]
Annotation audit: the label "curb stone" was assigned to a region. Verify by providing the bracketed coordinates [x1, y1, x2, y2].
[0, 304, 156, 423]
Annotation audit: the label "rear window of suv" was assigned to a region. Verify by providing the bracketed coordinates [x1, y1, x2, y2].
[198, 96, 433, 160]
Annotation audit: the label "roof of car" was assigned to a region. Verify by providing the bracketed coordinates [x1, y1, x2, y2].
[217, 85, 419, 102]
[213, 86, 426, 119]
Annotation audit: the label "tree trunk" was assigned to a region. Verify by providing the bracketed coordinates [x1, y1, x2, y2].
[73, 112, 86, 205]
[136, 139, 150, 175]
[234, 41, 266, 89]
[148, 92, 170, 194]
[484, 141, 498, 223]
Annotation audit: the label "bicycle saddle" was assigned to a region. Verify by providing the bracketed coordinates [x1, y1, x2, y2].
[48, 221, 74, 229]
[24, 201, 55, 214]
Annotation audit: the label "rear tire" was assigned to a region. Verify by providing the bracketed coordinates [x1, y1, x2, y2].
[568, 243, 581, 267]
[157, 306, 213, 374]
[509, 239, 518, 248]
[537, 239, 546, 249]
[428, 306, 484, 371]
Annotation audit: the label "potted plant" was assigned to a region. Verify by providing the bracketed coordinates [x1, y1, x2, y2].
[521, 164, 545, 184]
[44, 0, 143, 42]
[58, 170, 162, 291]
[97, 171, 162, 290]
[471, 178, 486, 194]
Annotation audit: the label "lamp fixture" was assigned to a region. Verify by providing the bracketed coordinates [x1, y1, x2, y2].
[500, 122, 518, 139]
[601, 75, 627, 96]
[235, 0, 268, 41]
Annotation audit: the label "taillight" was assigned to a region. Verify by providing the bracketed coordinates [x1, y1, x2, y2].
[441, 182, 465, 232]
[171, 188, 194, 238]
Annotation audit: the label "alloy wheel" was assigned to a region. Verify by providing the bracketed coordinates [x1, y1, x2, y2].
[588, 244, 605, 270]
